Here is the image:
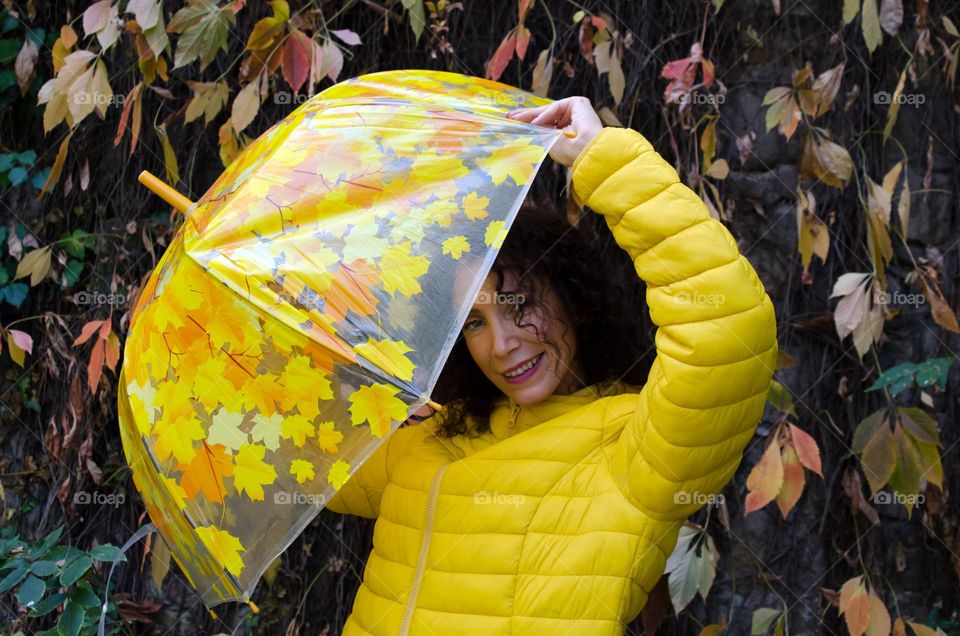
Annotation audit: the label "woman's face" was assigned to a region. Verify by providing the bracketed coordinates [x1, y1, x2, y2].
[460, 269, 583, 406]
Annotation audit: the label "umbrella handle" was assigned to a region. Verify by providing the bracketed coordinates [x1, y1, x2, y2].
[562, 129, 576, 138]
[426, 399, 444, 412]
[138, 170, 194, 213]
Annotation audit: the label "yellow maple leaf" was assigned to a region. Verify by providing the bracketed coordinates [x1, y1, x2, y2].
[442, 235, 470, 260]
[421, 199, 458, 227]
[461, 192, 489, 220]
[195, 525, 245, 577]
[232, 443, 278, 501]
[348, 383, 408, 438]
[380, 242, 430, 297]
[327, 459, 352, 490]
[484, 220, 508, 249]
[314, 421, 343, 454]
[280, 354, 333, 402]
[160, 475, 188, 510]
[206, 407, 248, 453]
[151, 411, 204, 465]
[353, 338, 416, 381]
[250, 412, 283, 451]
[289, 458, 315, 484]
[281, 414, 314, 447]
[479, 140, 545, 186]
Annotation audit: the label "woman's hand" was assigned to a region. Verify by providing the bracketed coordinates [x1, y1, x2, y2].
[506, 96, 604, 167]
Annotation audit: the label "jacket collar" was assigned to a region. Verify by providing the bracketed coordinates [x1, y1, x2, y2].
[488, 380, 631, 439]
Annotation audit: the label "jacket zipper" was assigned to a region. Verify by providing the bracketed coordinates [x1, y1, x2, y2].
[398, 464, 448, 636]
[507, 403, 521, 430]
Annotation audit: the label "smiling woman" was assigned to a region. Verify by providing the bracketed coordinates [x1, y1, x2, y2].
[325, 97, 778, 636]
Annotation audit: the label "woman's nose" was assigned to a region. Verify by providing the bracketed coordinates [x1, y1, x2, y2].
[490, 315, 521, 357]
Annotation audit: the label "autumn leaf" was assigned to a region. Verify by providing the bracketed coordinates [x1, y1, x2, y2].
[789, 424, 823, 477]
[289, 458, 315, 483]
[281, 414, 314, 447]
[313, 421, 343, 454]
[354, 338, 416, 381]
[796, 189, 829, 283]
[206, 407, 248, 453]
[250, 412, 283, 451]
[185, 81, 229, 125]
[775, 443, 805, 518]
[281, 29, 312, 93]
[801, 130, 853, 188]
[14, 245, 52, 286]
[5, 329, 33, 367]
[532, 48, 553, 96]
[745, 437, 784, 514]
[442, 235, 470, 259]
[380, 242, 430, 297]
[348, 383, 408, 438]
[484, 219, 508, 249]
[176, 442, 234, 504]
[327, 458, 351, 489]
[485, 31, 518, 81]
[168, 0, 238, 71]
[194, 526, 245, 577]
[839, 577, 871, 636]
[233, 443, 278, 501]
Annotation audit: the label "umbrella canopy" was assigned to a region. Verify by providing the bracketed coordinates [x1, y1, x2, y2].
[117, 69, 563, 607]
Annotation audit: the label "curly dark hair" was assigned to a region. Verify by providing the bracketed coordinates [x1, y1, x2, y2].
[430, 194, 654, 438]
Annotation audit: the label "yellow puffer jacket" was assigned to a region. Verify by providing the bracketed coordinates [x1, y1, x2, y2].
[326, 126, 778, 635]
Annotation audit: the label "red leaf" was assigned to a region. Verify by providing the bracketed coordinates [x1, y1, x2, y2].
[281, 29, 312, 93]
[88, 339, 105, 394]
[516, 26, 531, 60]
[661, 56, 693, 80]
[486, 32, 517, 81]
[789, 424, 824, 477]
[74, 320, 103, 345]
[518, 0, 533, 22]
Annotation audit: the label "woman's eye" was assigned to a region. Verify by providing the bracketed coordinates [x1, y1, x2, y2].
[462, 319, 481, 332]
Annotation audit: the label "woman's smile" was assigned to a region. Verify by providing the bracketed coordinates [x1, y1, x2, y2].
[502, 352, 545, 383]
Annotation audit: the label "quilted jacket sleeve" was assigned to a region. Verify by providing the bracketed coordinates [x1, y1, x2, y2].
[571, 127, 778, 522]
[325, 424, 416, 519]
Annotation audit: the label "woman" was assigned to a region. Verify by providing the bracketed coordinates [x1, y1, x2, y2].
[326, 96, 778, 635]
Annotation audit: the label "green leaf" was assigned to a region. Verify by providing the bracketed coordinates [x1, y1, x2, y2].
[61, 229, 92, 259]
[58, 599, 83, 636]
[0, 282, 29, 307]
[88, 544, 123, 562]
[30, 167, 50, 190]
[0, 38, 19, 63]
[851, 408, 887, 453]
[17, 574, 45, 608]
[1, 15, 19, 33]
[16, 149, 36, 165]
[0, 153, 14, 172]
[861, 0, 883, 53]
[59, 556, 92, 587]
[914, 357, 952, 390]
[28, 592, 66, 617]
[401, 0, 426, 43]
[0, 562, 29, 594]
[866, 362, 916, 396]
[30, 560, 59, 576]
[887, 427, 922, 497]
[29, 526, 64, 561]
[898, 408, 940, 446]
[168, 1, 237, 71]
[67, 584, 100, 608]
[767, 380, 796, 416]
[859, 414, 897, 495]
[8, 166, 28, 187]
[752, 608, 782, 634]
[61, 260, 83, 289]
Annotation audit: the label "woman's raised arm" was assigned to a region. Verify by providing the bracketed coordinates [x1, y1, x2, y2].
[571, 126, 778, 521]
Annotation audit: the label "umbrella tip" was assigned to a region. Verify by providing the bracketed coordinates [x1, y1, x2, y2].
[208, 608, 219, 620]
[247, 600, 260, 614]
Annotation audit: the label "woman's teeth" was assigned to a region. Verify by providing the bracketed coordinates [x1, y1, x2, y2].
[504, 354, 543, 378]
